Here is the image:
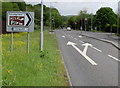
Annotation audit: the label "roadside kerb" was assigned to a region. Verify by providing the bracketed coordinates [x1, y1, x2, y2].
[79, 33, 120, 50]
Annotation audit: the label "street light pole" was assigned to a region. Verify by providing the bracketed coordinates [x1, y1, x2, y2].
[81, 19, 82, 33]
[40, 0, 43, 51]
[50, 2, 52, 31]
[91, 13, 93, 31]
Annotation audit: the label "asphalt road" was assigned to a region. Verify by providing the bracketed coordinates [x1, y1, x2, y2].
[55, 30, 119, 86]
[79, 31, 120, 46]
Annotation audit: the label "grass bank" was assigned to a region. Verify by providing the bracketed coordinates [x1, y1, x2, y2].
[2, 30, 68, 86]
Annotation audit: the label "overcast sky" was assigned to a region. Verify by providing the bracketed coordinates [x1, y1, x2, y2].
[24, 0, 119, 16]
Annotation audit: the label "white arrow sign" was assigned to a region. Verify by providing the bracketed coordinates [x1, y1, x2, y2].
[82, 43, 93, 55]
[6, 11, 34, 32]
[67, 41, 97, 66]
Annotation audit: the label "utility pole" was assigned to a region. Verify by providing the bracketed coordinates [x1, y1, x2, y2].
[81, 19, 83, 33]
[84, 18, 87, 33]
[117, 14, 119, 34]
[117, 1, 120, 34]
[91, 13, 93, 31]
[26, 5, 30, 54]
[50, 2, 52, 31]
[40, 0, 43, 51]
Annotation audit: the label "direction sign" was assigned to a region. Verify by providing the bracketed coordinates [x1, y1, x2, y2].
[6, 11, 34, 32]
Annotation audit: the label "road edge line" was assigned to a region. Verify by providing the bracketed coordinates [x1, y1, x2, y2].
[60, 51, 73, 87]
[55, 31, 73, 87]
[79, 33, 120, 50]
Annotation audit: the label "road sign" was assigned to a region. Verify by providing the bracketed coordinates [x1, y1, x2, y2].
[6, 11, 34, 32]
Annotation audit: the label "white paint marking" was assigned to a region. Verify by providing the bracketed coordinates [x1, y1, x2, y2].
[74, 38, 77, 40]
[80, 41, 84, 43]
[108, 54, 120, 62]
[78, 36, 82, 38]
[71, 36, 73, 38]
[92, 47, 102, 52]
[82, 43, 93, 55]
[62, 36, 65, 38]
[67, 41, 97, 66]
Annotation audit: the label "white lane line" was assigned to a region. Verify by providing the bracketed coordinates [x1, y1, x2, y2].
[78, 36, 82, 38]
[62, 36, 65, 38]
[80, 41, 84, 43]
[108, 54, 120, 62]
[92, 47, 102, 52]
[74, 38, 77, 40]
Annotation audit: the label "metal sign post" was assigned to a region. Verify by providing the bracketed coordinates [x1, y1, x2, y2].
[6, 11, 34, 53]
[27, 31, 30, 54]
[10, 29, 13, 51]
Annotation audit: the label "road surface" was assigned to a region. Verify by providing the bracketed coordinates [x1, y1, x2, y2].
[55, 30, 119, 86]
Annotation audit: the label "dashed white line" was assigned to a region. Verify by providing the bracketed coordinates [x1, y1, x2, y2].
[108, 54, 120, 62]
[80, 41, 84, 43]
[74, 38, 77, 40]
[78, 36, 82, 38]
[62, 36, 65, 38]
[92, 47, 102, 52]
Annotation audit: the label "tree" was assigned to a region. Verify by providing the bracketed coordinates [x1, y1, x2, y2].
[51, 8, 62, 28]
[95, 7, 117, 32]
[2, 2, 13, 20]
[16, 2, 26, 11]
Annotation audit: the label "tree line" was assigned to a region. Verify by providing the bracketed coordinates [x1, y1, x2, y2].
[2, 1, 63, 31]
[67, 7, 120, 33]
[2, 1, 120, 34]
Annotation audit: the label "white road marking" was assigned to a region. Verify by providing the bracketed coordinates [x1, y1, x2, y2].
[71, 36, 73, 38]
[82, 43, 93, 55]
[67, 41, 97, 66]
[108, 54, 120, 62]
[80, 41, 84, 43]
[74, 38, 77, 40]
[78, 36, 82, 38]
[92, 47, 102, 52]
[62, 36, 65, 38]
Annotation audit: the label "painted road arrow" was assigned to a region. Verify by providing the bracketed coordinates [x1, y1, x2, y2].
[67, 41, 97, 66]
[82, 43, 93, 55]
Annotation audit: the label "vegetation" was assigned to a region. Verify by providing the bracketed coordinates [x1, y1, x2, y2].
[67, 7, 120, 34]
[2, 1, 63, 29]
[2, 30, 68, 86]
[95, 7, 117, 32]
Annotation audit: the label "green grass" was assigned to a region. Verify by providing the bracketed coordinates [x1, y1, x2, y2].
[2, 30, 69, 86]
[91, 30, 105, 32]
[116, 33, 120, 37]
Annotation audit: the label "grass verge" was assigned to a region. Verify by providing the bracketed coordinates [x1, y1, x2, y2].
[2, 30, 69, 86]
[116, 33, 120, 37]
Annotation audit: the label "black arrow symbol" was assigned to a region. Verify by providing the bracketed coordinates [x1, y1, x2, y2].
[26, 13, 31, 26]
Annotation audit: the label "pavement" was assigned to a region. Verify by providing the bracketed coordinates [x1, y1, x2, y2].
[79, 31, 120, 50]
[55, 30, 119, 86]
